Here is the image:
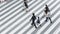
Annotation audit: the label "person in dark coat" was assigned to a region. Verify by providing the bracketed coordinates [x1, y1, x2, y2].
[44, 5, 52, 23]
[30, 13, 37, 28]
[23, 0, 28, 12]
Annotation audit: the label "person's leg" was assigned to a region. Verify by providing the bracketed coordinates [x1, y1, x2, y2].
[33, 21, 37, 28]
[34, 23, 37, 28]
[31, 21, 34, 25]
[45, 17, 48, 22]
[25, 3, 28, 12]
[23, 2, 27, 10]
[40, 22, 42, 26]
[49, 17, 52, 23]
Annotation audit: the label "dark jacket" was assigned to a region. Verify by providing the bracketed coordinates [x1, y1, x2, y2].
[31, 15, 36, 21]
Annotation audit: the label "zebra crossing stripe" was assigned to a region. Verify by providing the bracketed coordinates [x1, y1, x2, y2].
[0, 0, 23, 17]
[53, 25, 60, 34]
[0, 0, 14, 8]
[49, 19, 60, 34]
[0, 0, 18, 12]
[58, 31, 60, 34]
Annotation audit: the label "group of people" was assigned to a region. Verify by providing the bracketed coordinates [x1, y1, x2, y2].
[23, 0, 52, 28]
[30, 5, 52, 28]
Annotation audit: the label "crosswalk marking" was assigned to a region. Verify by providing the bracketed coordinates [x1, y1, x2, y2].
[49, 20, 60, 34]
[0, 0, 22, 17]
[5, 0, 45, 34]
[0, 0, 17, 12]
[0, 0, 14, 8]
[53, 26, 60, 34]
[0, 0, 60, 34]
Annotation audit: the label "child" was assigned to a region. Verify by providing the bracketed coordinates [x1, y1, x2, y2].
[37, 17, 41, 26]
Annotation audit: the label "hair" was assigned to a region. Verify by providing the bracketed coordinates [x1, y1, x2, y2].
[32, 13, 34, 15]
[38, 17, 39, 18]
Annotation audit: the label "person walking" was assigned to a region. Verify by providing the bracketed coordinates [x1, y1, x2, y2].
[36, 17, 41, 26]
[23, 0, 29, 12]
[30, 13, 37, 28]
[44, 5, 52, 23]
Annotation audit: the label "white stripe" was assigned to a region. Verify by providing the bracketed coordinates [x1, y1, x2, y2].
[0, 1, 23, 25]
[0, 1, 6, 6]
[0, 0, 22, 16]
[0, 0, 17, 12]
[53, 27, 60, 34]
[0, 3, 23, 22]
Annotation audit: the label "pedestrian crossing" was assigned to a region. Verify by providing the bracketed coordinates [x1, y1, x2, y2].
[0, 0, 60, 34]
[53, 26, 60, 34]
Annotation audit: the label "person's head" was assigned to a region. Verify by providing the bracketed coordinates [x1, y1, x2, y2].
[46, 4, 48, 7]
[38, 17, 39, 19]
[32, 13, 35, 16]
